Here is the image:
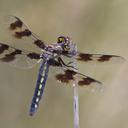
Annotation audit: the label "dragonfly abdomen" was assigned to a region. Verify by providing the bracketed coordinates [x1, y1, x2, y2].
[29, 61, 49, 116]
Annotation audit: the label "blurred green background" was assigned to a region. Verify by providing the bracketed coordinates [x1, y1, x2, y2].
[0, 0, 128, 128]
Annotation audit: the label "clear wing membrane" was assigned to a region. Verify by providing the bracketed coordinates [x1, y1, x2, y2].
[0, 42, 41, 69]
[55, 69, 103, 92]
[76, 52, 125, 64]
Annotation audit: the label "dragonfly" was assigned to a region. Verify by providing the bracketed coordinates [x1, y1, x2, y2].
[0, 15, 125, 116]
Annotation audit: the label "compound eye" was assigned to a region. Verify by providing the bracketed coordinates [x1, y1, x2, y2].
[57, 37, 64, 43]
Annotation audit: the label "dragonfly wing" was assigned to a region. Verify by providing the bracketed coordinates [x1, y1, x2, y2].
[55, 68, 103, 92]
[76, 52, 125, 64]
[0, 15, 46, 50]
[0, 42, 41, 69]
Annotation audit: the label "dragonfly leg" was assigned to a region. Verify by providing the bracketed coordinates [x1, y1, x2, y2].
[58, 57, 78, 70]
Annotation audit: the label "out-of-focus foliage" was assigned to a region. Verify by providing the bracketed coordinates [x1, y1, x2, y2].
[0, 0, 128, 128]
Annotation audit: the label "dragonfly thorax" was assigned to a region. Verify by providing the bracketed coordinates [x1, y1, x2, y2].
[43, 36, 77, 58]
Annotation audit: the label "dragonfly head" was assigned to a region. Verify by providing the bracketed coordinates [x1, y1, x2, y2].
[57, 36, 77, 56]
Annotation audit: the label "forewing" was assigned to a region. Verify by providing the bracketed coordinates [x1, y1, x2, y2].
[55, 69, 103, 92]
[0, 42, 41, 69]
[0, 15, 46, 50]
[76, 52, 125, 64]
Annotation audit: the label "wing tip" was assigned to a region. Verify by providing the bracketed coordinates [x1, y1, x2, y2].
[88, 80, 104, 93]
[114, 55, 126, 62]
